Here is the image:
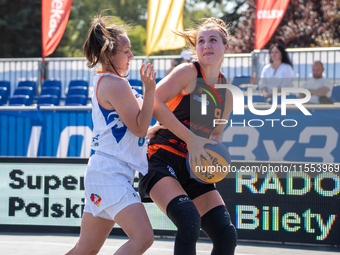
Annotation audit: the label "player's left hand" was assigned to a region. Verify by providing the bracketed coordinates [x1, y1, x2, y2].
[147, 122, 166, 139]
[187, 134, 217, 169]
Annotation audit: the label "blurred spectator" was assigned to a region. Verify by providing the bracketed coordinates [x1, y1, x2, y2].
[165, 58, 181, 76]
[180, 50, 193, 63]
[299, 61, 333, 104]
[165, 50, 193, 77]
[259, 44, 294, 102]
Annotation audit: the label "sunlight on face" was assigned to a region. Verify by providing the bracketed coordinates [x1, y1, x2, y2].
[110, 34, 133, 75]
[196, 29, 227, 65]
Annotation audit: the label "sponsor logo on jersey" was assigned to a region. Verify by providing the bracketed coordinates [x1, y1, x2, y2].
[107, 113, 127, 143]
[90, 193, 102, 206]
[167, 165, 177, 178]
[138, 137, 145, 147]
[199, 87, 218, 106]
[135, 94, 143, 99]
[193, 94, 210, 105]
[92, 134, 99, 146]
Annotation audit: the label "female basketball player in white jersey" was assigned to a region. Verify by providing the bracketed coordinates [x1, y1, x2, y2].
[64, 15, 156, 255]
[139, 18, 237, 255]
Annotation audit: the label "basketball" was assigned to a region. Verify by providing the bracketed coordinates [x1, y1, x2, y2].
[186, 140, 231, 184]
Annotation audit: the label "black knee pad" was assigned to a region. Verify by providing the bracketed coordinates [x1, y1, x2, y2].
[220, 224, 237, 254]
[166, 195, 201, 244]
[201, 205, 237, 255]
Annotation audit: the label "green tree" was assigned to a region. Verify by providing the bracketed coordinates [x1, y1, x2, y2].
[129, 25, 147, 57]
[65, 0, 218, 57]
[0, 0, 41, 58]
[192, 0, 247, 30]
[0, 0, 234, 58]
[0, 0, 148, 58]
[233, 0, 340, 53]
[57, 0, 148, 57]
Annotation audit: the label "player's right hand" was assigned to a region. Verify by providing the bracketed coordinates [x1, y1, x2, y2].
[140, 63, 156, 91]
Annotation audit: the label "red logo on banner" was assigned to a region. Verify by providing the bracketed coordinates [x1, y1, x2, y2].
[42, 0, 73, 58]
[255, 0, 290, 50]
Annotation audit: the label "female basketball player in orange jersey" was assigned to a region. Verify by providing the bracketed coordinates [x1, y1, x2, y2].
[64, 15, 157, 255]
[140, 18, 237, 255]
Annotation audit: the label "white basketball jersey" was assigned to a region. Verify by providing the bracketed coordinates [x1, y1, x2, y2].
[91, 71, 148, 175]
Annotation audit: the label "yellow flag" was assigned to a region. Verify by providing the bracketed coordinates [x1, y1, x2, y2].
[146, 0, 186, 55]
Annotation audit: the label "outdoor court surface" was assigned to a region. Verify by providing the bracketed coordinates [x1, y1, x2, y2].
[1, 232, 339, 255]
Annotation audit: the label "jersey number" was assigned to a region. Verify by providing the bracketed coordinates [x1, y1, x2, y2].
[215, 108, 221, 119]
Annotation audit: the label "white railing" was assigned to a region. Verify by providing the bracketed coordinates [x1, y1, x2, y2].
[0, 47, 339, 97]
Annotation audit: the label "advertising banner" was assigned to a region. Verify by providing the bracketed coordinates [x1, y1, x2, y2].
[0, 109, 93, 158]
[1, 159, 338, 245]
[222, 107, 340, 163]
[217, 161, 340, 245]
[42, 0, 73, 58]
[1, 160, 86, 227]
[0, 159, 174, 233]
[255, 0, 290, 50]
[0, 105, 339, 162]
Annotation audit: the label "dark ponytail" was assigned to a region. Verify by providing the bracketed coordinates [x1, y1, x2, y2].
[83, 15, 127, 71]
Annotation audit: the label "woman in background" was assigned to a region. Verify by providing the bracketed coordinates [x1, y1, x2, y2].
[259, 44, 294, 102]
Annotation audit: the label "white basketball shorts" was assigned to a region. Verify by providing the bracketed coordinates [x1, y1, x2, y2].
[83, 152, 141, 220]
